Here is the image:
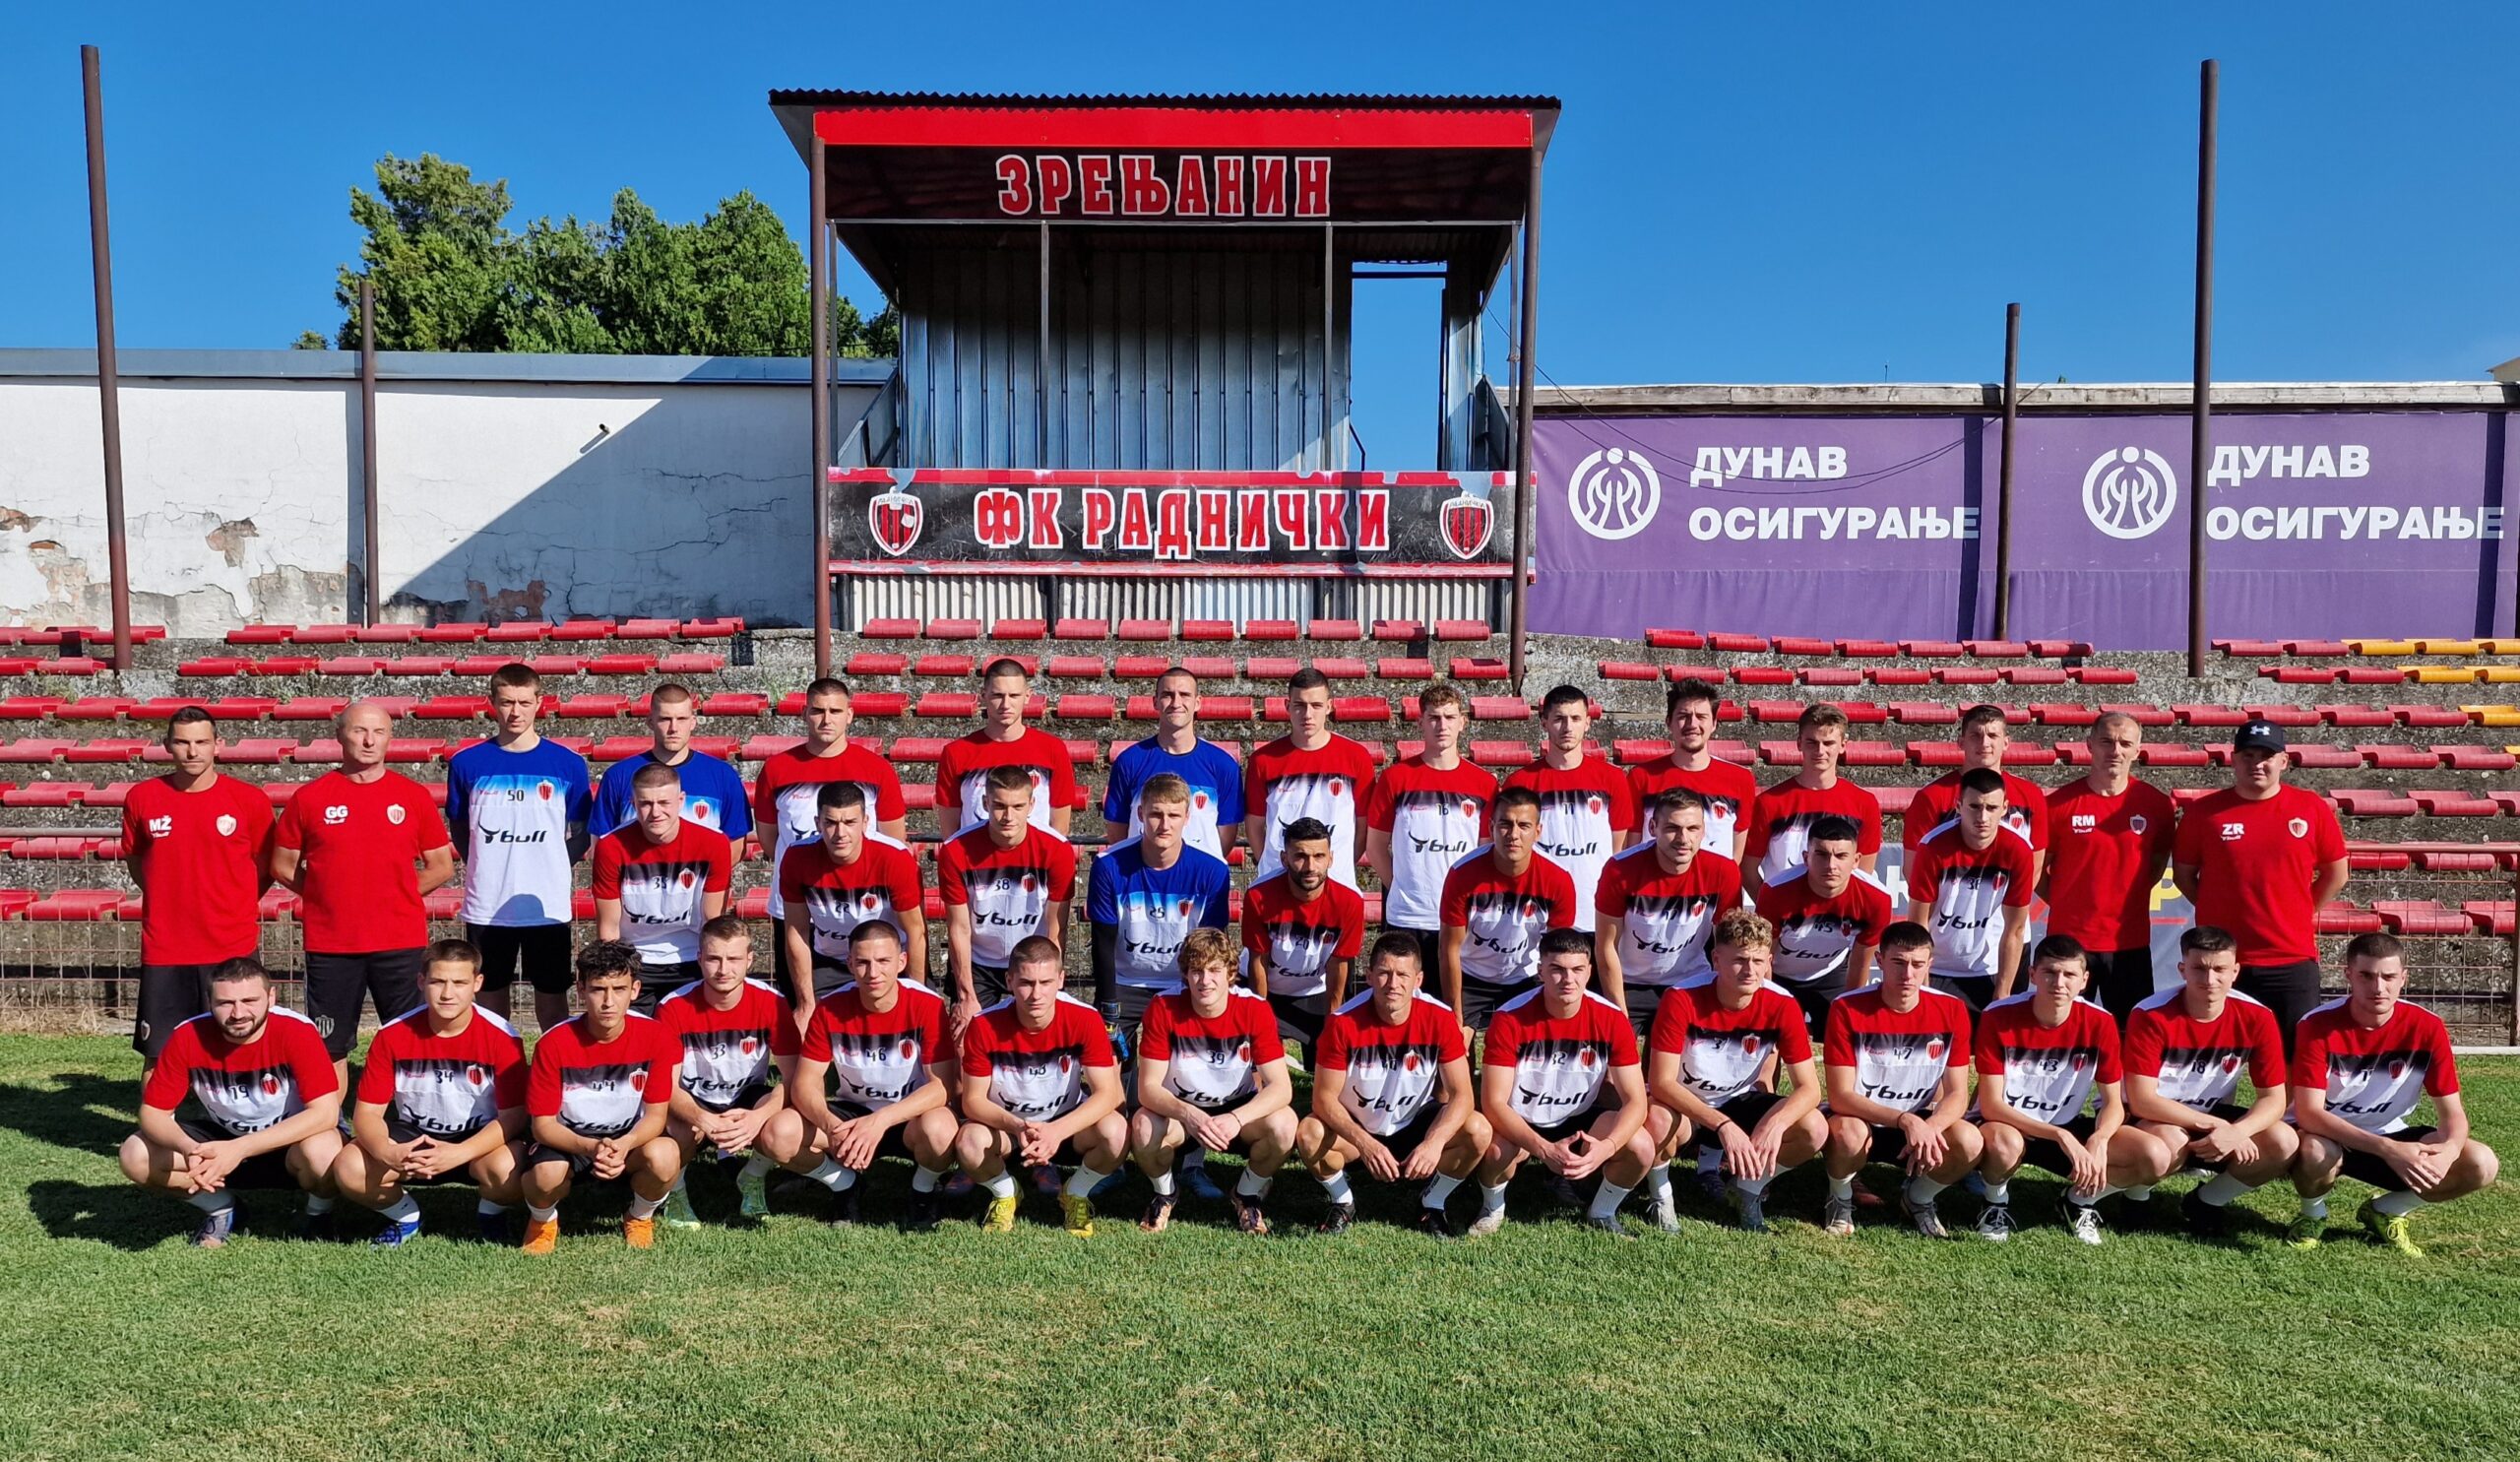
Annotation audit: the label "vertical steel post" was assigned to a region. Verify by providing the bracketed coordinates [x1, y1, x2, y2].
[81, 45, 132, 671]
[359, 279, 381, 625]
[1507, 150, 1544, 692]
[2187, 59, 2218, 678]
[2508, 858, 2519, 1046]
[808, 131, 832, 676]
[1038, 220, 1051, 468]
[1993, 303, 2020, 641]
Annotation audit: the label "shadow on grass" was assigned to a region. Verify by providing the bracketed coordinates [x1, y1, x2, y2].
[28, 1178, 197, 1251]
[0, 1072, 139, 1159]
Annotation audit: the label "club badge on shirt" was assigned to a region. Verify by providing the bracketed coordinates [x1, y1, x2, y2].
[2128, 815, 2147, 834]
[2288, 818, 2307, 838]
[216, 814, 237, 837]
[388, 803, 407, 825]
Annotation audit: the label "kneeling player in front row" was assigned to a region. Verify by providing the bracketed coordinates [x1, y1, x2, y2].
[759, 921, 960, 1230]
[2287, 932, 2499, 1255]
[1646, 909, 1827, 1234]
[656, 916, 794, 1228]
[2121, 925, 2296, 1238]
[1819, 922, 1982, 1239]
[519, 940, 684, 1252]
[333, 939, 529, 1245]
[1968, 936, 2170, 1245]
[1471, 929, 1656, 1237]
[956, 935, 1128, 1236]
[121, 957, 343, 1247]
[1296, 932, 1491, 1236]
[1131, 928, 1297, 1234]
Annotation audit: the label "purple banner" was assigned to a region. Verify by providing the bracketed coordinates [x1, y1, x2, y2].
[1532, 412, 2516, 648]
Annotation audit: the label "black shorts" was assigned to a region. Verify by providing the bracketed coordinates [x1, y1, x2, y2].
[302, 947, 427, 1058]
[2082, 947, 2156, 1023]
[1456, 978, 1536, 1032]
[1681, 1090, 1787, 1154]
[2236, 960, 2323, 1056]
[134, 963, 221, 1057]
[525, 1124, 642, 1177]
[1525, 1104, 1619, 1149]
[1367, 1105, 1459, 1169]
[382, 1116, 507, 1184]
[1931, 973, 1997, 1016]
[1269, 990, 1331, 1054]
[1835, 1115, 1938, 1166]
[695, 1082, 779, 1117]
[176, 1116, 302, 1189]
[1108, 985, 1163, 1045]
[808, 958, 852, 999]
[971, 962, 1010, 1008]
[827, 1103, 918, 1168]
[633, 961, 701, 1015]
[1780, 973, 1847, 1039]
[2337, 1125, 2441, 1192]
[470, 922, 575, 996]
[1976, 1112, 2101, 1178]
[2150, 1101, 2254, 1172]
[1619, 981, 1678, 1042]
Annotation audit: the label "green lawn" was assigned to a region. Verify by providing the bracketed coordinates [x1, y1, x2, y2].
[0, 1036, 2515, 1462]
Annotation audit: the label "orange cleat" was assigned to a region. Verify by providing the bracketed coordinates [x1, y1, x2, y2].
[623, 1215, 657, 1250]
[520, 1217, 560, 1255]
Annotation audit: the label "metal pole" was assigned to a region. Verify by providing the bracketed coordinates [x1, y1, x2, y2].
[1993, 302, 2020, 641]
[81, 45, 132, 671]
[808, 132, 832, 677]
[1507, 150, 1544, 693]
[1038, 220, 1051, 468]
[2508, 858, 2519, 1047]
[2187, 59, 2218, 679]
[359, 279, 381, 625]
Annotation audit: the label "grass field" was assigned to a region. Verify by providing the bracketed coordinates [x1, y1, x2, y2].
[1, 1036, 2515, 1462]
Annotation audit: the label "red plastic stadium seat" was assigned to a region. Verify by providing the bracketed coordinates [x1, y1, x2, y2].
[1201, 696, 1255, 721]
[526, 656, 590, 677]
[861, 618, 918, 640]
[1038, 655, 1102, 680]
[2359, 745, 2439, 771]
[2174, 705, 2247, 728]
[1798, 667, 1862, 688]
[2286, 746, 2362, 770]
[2215, 639, 2284, 657]
[2241, 704, 2321, 728]
[1906, 741, 1962, 768]
[1836, 639, 1899, 658]
[589, 736, 651, 763]
[414, 623, 487, 644]
[1333, 696, 1395, 724]
[1377, 657, 1435, 679]
[1468, 696, 1531, 722]
[549, 619, 616, 642]
[62, 739, 146, 765]
[2409, 791, 2498, 816]
[1433, 620, 1491, 643]
[1772, 636, 1833, 657]
[0, 739, 73, 763]
[1871, 786, 1918, 817]
[272, 696, 352, 722]
[1614, 739, 1671, 764]
[1244, 619, 1299, 642]
[846, 653, 908, 677]
[585, 655, 658, 676]
[2264, 667, 2335, 685]
[1866, 667, 1932, 687]
[28, 891, 127, 922]
[179, 657, 255, 677]
[2101, 703, 2174, 729]
[851, 692, 909, 718]
[1053, 694, 1118, 722]
[2349, 848, 2413, 872]
[915, 692, 978, 719]
[1111, 656, 1169, 680]
[1842, 741, 1907, 768]
[2330, 789, 2419, 816]
[2001, 667, 2068, 686]
[2284, 640, 2351, 657]
[2026, 640, 2094, 658]
[483, 622, 548, 644]
[1051, 617, 1109, 641]
[383, 657, 457, 676]
[701, 693, 768, 719]
[1308, 619, 1362, 642]
[735, 734, 801, 762]
[220, 738, 298, 765]
[680, 618, 744, 639]
[449, 656, 509, 677]
[913, 654, 977, 677]
[2030, 704, 2098, 727]
[1117, 619, 1171, 642]
[1707, 633, 1769, 653]
[0, 698, 61, 719]
[657, 654, 724, 674]
[411, 696, 482, 721]
[2393, 705, 2472, 729]
[289, 624, 357, 645]
[1888, 702, 1957, 725]
[1731, 667, 1794, 687]
[1, 783, 84, 807]
[2315, 902, 2385, 935]
[1451, 659, 1511, 682]
[1180, 619, 1234, 643]
[1900, 640, 1966, 658]
[2139, 745, 2211, 768]
[225, 625, 294, 645]
[2068, 667, 2140, 685]
[1644, 628, 1706, 650]
[2003, 742, 2059, 767]
[1932, 667, 2000, 686]
[2463, 902, 2516, 936]
[1061, 738, 1100, 766]
[1964, 641, 2029, 659]
[52, 698, 133, 721]
[1600, 661, 1659, 682]
[2436, 745, 2517, 771]
[553, 695, 628, 720]
[1459, 740, 1527, 768]
[1747, 701, 1804, 724]
[926, 618, 983, 641]
[2341, 667, 2406, 685]
[991, 618, 1047, 641]
[1370, 619, 1423, 643]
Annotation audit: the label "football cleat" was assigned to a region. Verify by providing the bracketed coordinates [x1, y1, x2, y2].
[980, 1194, 1020, 1234]
[623, 1215, 657, 1250]
[2359, 1199, 2424, 1258]
[1973, 1203, 2016, 1243]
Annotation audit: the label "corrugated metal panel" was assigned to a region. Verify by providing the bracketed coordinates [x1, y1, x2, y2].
[1356, 578, 1499, 628]
[1057, 579, 1181, 624]
[841, 576, 1043, 629]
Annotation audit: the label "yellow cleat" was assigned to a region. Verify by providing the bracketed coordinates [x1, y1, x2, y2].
[623, 1215, 657, 1250]
[981, 1194, 1020, 1233]
[519, 1217, 560, 1255]
[2359, 1200, 2424, 1258]
[1060, 1193, 1096, 1237]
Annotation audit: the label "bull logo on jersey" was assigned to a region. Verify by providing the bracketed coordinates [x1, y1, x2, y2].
[1439, 488, 1494, 560]
[216, 814, 238, 837]
[869, 486, 924, 557]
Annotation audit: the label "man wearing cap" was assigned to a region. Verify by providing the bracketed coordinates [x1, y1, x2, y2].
[2172, 720, 2349, 1049]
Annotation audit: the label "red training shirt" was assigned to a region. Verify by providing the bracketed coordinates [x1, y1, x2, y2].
[1626, 754, 1759, 860]
[1973, 993, 2121, 1124]
[591, 820, 734, 966]
[799, 978, 950, 1111]
[1905, 823, 2037, 980]
[934, 728, 1079, 838]
[122, 773, 276, 965]
[2122, 988, 2286, 1112]
[1753, 868, 1894, 987]
[659, 978, 799, 1110]
[1362, 754, 1495, 930]
[275, 770, 452, 955]
[1596, 845, 1743, 988]
[935, 823, 1077, 968]
[1823, 985, 1974, 1116]
[1139, 986, 1284, 1112]
[779, 839, 925, 963]
[1902, 769, 2051, 853]
[1244, 733, 1378, 890]
[1649, 977, 1813, 1107]
[1482, 987, 1640, 1127]
[2171, 785, 2346, 966]
[1744, 777, 1882, 883]
[1438, 849, 1579, 986]
[2043, 777, 2177, 952]
[751, 741, 908, 920]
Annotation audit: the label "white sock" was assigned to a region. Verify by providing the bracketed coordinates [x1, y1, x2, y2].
[910, 1166, 944, 1193]
[301, 1193, 335, 1215]
[1643, 1164, 1674, 1207]
[1421, 1173, 1463, 1208]
[1982, 1179, 2011, 1205]
[739, 1155, 773, 1178]
[2298, 1195, 2329, 1221]
[2071, 1185, 2119, 1208]
[2124, 1185, 2154, 1202]
[1905, 1175, 1947, 1205]
[1478, 1182, 1508, 1214]
[1827, 1174, 1855, 1201]
[187, 1188, 235, 1214]
[2196, 1173, 2253, 1207]
[980, 1171, 1017, 1199]
[1587, 1181, 1635, 1220]
[2371, 1189, 2426, 1218]
[527, 1202, 559, 1223]
[379, 1194, 420, 1226]
[1319, 1171, 1354, 1206]
[1064, 1166, 1106, 1199]
[1235, 1170, 1271, 1199]
[1150, 1169, 1177, 1196]
[625, 1191, 662, 1220]
[808, 1159, 857, 1192]
[476, 1198, 509, 1215]
[1736, 1172, 1775, 1197]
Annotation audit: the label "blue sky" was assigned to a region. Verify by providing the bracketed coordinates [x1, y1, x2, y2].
[5, 3, 2515, 463]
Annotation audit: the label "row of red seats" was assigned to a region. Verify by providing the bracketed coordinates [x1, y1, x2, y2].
[177, 653, 728, 678]
[0, 626, 166, 647]
[0, 658, 108, 676]
[2218, 638, 2519, 658]
[1603, 660, 2142, 688]
[1715, 700, 2483, 730]
[858, 617, 1491, 644]
[223, 618, 742, 646]
[845, 651, 1508, 682]
[1642, 630, 2095, 658]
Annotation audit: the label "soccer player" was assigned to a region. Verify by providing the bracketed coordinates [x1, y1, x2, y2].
[1903, 768, 2037, 1012]
[272, 699, 455, 1083]
[519, 940, 683, 1253]
[2171, 720, 2349, 1048]
[1245, 667, 1378, 890]
[1753, 814, 1894, 1036]
[2042, 711, 2177, 1021]
[1240, 815, 1367, 1065]
[1505, 685, 1634, 934]
[1468, 930, 1654, 1237]
[593, 762, 733, 1012]
[934, 658, 1078, 838]
[1819, 922, 1982, 1239]
[759, 921, 960, 1230]
[778, 782, 927, 1005]
[938, 765, 1077, 1035]
[1437, 786, 1579, 1031]
[446, 663, 592, 1027]
[589, 681, 752, 842]
[118, 958, 343, 1247]
[1131, 928, 1298, 1234]
[1088, 772, 1231, 1039]
[955, 936, 1127, 1236]
[1744, 703, 1882, 882]
[656, 917, 795, 1228]
[1596, 788, 1744, 1041]
[2122, 925, 2297, 1238]
[753, 677, 910, 999]
[1969, 936, 2168, 1245]
[1902, 704, 2050, 877]
[1364, 681, 1495, 973]
[1103, 666, 1243, 859]
[1296, 932, 1491, 1237]
[1646, 909, 1828, 1234]
[1626, 676, 1756, 864]
[330, 939, 529, 1245]
[121, 706, 276, 1064]
[2287, 932, 2499, 1255]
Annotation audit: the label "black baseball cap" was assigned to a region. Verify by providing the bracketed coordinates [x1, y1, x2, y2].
[2232, 719, 2287, 753]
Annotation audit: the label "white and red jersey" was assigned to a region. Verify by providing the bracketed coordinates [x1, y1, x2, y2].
[1743, 777, 1882, 883]
[1753, 867, 1894, 986]
[779, 839, 925, 963]
[2293, 998, 2458, 1135]
[1596, 844, 1743, 987]
[1438, 849, 1579, 986]
[1239, 873, 1366, 998]
[1245, 733, 1377, 889]
[1627, 754, 1758, 859]
[2123, 989, 2286, 1112]
[1483, 987, 1639, 1127]
[2043, 777, 2177, 952]
[1902, 769, 2051, 854]
[354, 1007, 526, 1139]
[1824, 986, 1973, 1116]
[751, 741, 908, 921]
[935, 728, 1080, 839]
[936, 823, 1077, 968]
[142, 1007, 338, 1137]
[1648, 977, 1813, 1107]
[960, 993, 1115, 1121]
[1973, 994, 2121, 1124]
[659, 979, 799, 1110]
[1139, 986, 1283, 1112]
[1906, 822, 2036, 980]
[1317, 991, 1468, 1136]
[2171, 785, 2347, 967]
[1504, 758, 1635, 933]
[1363, 754, 1495, 929]
[121, 773, 275, 966]
[591, 821, 733, 966]
[800, 978, 951, 1111]
[527, 1014, 678, 1139]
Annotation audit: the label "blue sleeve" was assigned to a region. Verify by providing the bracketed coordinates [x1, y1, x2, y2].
[1207, 745, 1246, 824]
[590, 760, 633, 836]
[1087, 854, 1121, 925]
[1102, 746, 1140, 825]
[1198, 858, 1231, 929]
[444, 751, 473, 848]
[707, 757, 753, 841]
[565, 752, 595, 825]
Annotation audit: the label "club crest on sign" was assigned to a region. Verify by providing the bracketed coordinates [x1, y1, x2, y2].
[1439, 489, 1493, 560]
[869, 486, 924, 557]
